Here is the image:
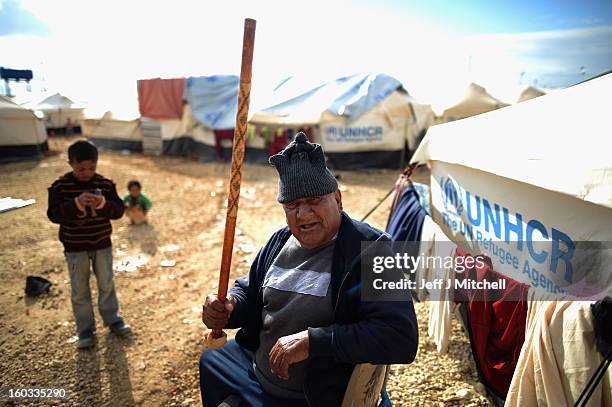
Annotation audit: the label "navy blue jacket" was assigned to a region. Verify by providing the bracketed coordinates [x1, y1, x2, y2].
[227, 212, 419, 406]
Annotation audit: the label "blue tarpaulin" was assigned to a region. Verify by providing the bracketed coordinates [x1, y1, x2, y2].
[185, 75, 238, 130]
[185, 73, 402, 129]
[260, 73, 402, 124]
[326, 73, 401, 121]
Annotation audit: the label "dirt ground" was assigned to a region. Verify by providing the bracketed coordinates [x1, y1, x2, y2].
[0, 136, 491, 406]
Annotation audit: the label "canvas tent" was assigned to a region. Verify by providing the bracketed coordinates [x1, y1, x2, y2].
[411, 71, 612, 297]
[440, 83, 508, 122]
[33, 93, 84, 130]
[162, 75, 270, 163]
[250, 73, 435, 169]
[156, 104, 219, 160]
[517, 86, 546, 103]
[81, 108, 143, 152]
[392, 72, 612, 406]
[0, 95, 48, 162]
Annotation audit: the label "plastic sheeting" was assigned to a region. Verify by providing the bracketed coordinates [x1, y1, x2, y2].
[184, 75, 238, 130]
[251, 73, 402, 126]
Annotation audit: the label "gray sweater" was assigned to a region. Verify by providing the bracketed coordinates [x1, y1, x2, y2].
[254, 235, 335, 399]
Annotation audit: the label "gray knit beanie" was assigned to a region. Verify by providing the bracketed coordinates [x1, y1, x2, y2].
[269, 132, 338, 203]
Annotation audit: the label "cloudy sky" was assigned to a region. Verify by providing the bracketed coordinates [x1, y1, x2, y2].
[1, 0, 611, 112]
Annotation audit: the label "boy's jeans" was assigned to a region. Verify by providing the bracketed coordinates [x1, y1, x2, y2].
[64, 247, 123, 334]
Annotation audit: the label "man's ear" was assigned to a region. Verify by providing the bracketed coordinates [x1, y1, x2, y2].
[335, 189, 342, 211]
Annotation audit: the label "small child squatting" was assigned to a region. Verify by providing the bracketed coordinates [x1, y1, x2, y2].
[123, 180, 152, 225]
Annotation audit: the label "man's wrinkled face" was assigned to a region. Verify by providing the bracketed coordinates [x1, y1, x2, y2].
[69, 160, 97, 181]
[283, 190, 342, 249]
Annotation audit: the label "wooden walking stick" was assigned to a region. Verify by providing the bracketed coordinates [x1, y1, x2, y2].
[203, 18, 256, 349]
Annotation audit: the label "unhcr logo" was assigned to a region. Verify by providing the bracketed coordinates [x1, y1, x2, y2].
[441, 176, 463, 216]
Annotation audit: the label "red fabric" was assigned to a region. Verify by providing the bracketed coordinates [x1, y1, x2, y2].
[454, 248, 529, 397]
[300, 126, 314, 142]
[267, 129, 289, 156]
[213, 129, 235, 161]
[138, 78, 185, 119]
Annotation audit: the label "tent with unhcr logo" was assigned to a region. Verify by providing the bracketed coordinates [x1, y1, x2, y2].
[249, 73, 435, 170]
[79, 74, 435, 167]
[389, 71, 612, 406]
[411, 72, 612, 292]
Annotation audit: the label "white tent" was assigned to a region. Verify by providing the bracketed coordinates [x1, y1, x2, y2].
[440, 83, 508, 122]
[156, 104, 221, 159]
[33, 93, 84, 130]
[411, 72, 612, 297]
[517, 86, 546, 103]
[81, 108, 143, 152]
[0, 95, 48, 162]
[250, 73, 435, 169]
[318, 92, 434, 167]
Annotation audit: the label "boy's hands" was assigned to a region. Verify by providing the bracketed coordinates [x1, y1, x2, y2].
[77, 192, 104, 207]
[77, 192, 97, 206]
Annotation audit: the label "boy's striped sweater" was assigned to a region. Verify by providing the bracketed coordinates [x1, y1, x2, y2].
[47, 172, 124, 252]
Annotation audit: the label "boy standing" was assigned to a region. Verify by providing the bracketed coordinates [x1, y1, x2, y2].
[47, 140, 131, 348]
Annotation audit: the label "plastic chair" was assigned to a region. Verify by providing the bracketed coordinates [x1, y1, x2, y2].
[341, 363, 389, 407]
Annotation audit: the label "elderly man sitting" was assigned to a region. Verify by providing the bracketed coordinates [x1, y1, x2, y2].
[200, 133, 418, 407]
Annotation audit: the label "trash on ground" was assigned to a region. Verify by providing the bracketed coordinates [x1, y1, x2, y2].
[114, 254, 150, 273]
[160, 259, 176, 267]
[0, 197, 36, 214]
[160, 244, 180, 253]
[25, 276, 52, 297]
[239, 243, 255, 254]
